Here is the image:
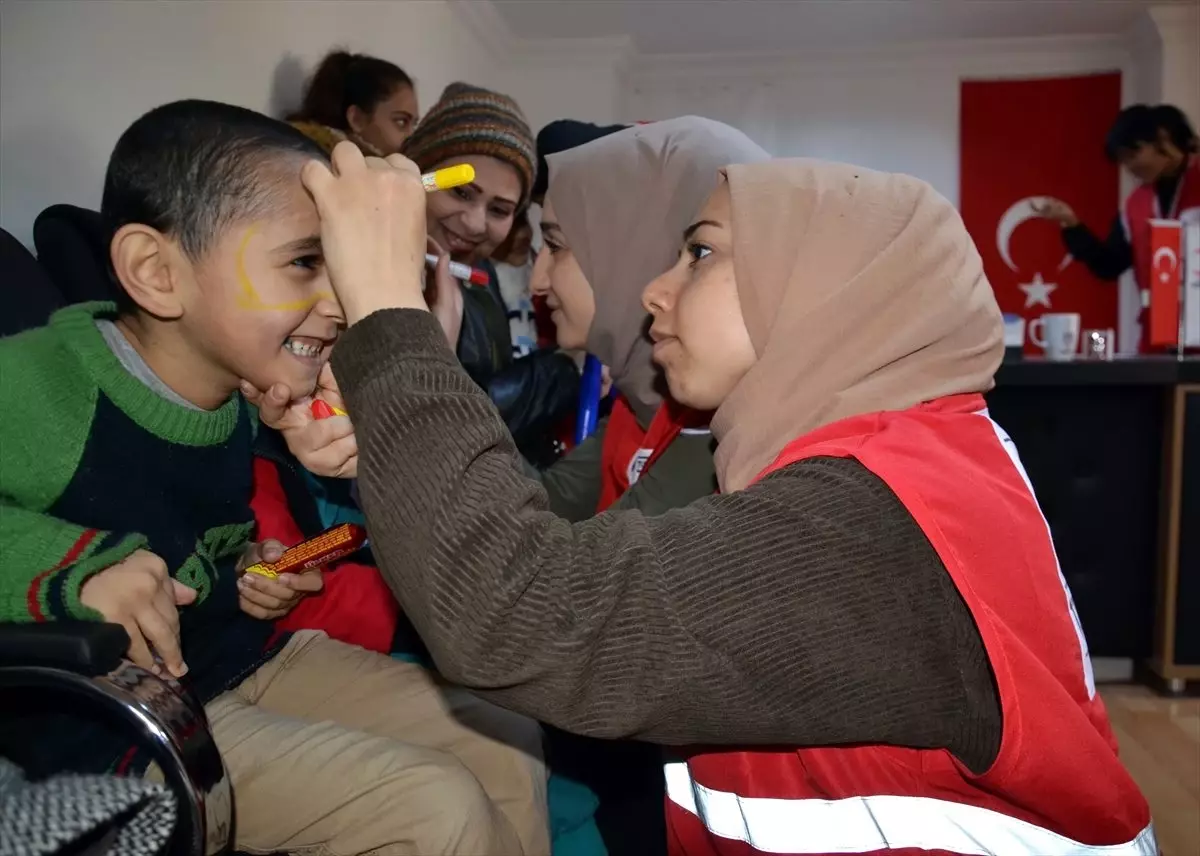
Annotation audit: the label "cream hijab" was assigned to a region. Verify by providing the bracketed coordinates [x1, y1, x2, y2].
[713, 159, 1004, 492]
[546, 117, 770, 427]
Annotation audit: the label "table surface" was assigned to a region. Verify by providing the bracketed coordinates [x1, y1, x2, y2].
[995, 356, 1200, 387]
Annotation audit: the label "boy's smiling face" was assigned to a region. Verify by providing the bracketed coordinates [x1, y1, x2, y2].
[172, 162, 343, 401]
[105, 102, 346, 411]
[193, 170, 340, 397]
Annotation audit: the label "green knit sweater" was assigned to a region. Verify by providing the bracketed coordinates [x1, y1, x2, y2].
[0, 303, 279, 709]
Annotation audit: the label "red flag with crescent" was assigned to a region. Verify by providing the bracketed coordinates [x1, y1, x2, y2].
[960, 74, 1122, 351]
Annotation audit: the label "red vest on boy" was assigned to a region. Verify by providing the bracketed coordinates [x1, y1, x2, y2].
[1123, 156, 1200, 349]
[250, 458, 398, 655]
[596, 397, 709, 512]
[665, 394, 1155, 856]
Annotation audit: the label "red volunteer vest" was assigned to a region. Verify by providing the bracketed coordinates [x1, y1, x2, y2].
[665, 394, 1155, 856]
[596, 397, 709, 512]
[1123, 156, 1200, 350]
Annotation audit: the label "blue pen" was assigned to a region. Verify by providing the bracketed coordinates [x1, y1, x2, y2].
[575, 355, 604, 444]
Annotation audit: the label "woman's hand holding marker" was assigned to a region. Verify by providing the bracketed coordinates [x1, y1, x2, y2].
[425, 236, 465, 348]
[241, 363, 358, 478]
[300, 141, 430, 325]
[248, 144, 466, 476]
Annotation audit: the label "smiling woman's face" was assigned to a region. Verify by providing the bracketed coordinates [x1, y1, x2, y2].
[347, 84, 419, 155]
[529, 198, 596, 350]
[642, 180, 756, 410]
[425, 155, 522, 262]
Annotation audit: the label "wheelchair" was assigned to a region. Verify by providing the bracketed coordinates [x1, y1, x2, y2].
[0, 622, 233, 855]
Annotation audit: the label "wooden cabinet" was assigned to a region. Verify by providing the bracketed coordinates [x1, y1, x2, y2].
[1150, 384, 1200, 690]
[988, 359, 1200, 693]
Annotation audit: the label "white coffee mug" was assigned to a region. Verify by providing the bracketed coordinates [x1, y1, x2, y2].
[1029, 312, 1081, 361]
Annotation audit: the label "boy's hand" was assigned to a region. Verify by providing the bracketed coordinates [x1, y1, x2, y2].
[236, 539, 324, 620]
[241, 364, 358, 478]
[426, 237, 464, 348]
[79, 550, 196, 678]
[301, 142, 429, 325]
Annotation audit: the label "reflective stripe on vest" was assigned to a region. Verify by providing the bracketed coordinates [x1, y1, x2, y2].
[978, 409, 1096, 699]
[665, 762, 1157, 856]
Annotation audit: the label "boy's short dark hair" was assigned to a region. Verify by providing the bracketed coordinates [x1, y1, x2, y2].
[1104, 103, 1198, 161]
[102, 99, 326, 267]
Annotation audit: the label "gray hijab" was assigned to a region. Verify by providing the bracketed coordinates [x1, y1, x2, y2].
[546, 117, 770, 426]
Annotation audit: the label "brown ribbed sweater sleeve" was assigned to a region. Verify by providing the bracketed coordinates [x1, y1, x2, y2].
[333, 310, 1002, 773]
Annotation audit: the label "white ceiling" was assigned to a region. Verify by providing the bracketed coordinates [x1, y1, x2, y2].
[490, 0, 1192, 55]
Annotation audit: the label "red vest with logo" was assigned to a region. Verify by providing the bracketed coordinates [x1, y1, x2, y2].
[664, 394, 1155, 856]
[596, 397, 709, 512]
[1123, 156, 1200, 349]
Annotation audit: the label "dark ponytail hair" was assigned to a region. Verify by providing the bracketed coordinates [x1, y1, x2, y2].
[1105, 103, 1198, 160]
[1153, 105, 1199, 155]
[291, 50, 413, 130]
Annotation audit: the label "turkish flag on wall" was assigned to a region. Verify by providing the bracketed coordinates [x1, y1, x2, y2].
[960, 74, 1121, 349]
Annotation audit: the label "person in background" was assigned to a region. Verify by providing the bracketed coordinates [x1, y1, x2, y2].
[532, 118, 769, 521]
[491, 209, 539, 358]
[265, 144, 1156, 855]
[531, 120, 630, 207]
[289, 49, 419, 156]
[1035, 103, 1199, 347]
[402, 83, 579, 466]
[527, 117, 770, 856]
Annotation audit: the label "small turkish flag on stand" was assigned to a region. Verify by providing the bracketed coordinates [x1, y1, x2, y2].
[1148, 219, 1182, 349]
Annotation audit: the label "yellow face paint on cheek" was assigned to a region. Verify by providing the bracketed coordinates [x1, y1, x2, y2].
[234, 224, 334, 312]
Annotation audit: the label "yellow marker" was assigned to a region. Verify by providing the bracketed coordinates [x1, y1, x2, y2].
[422, 164, 474, 193]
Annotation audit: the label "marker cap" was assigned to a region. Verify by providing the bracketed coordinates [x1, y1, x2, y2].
[423, 164, 475, 192]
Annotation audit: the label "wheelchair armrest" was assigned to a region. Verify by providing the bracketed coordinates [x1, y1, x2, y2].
[0, 622, 129, 676]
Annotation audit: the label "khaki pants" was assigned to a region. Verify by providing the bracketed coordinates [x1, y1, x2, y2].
[204, 631, 548, 856]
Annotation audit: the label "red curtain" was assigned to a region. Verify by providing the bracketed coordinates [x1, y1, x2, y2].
[960, 74, 1122, 348]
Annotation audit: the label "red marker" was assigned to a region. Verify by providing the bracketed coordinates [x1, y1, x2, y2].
[426, 253, 490, 287]
[311, 400, 348, 420]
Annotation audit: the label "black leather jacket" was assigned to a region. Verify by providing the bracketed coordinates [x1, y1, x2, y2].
[456, 264, 579, 466]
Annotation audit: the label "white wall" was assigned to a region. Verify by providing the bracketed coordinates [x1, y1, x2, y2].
[445, 0, 628, 133]
[622, 36, 1136, 207]
[1128, 12, 1165, 104]
[495, 54, 624, 133]
[1151, 5, 1200, 133]
[626, 67, 959, 200]
[0, 0, 492, 245]
[4, 1, 1194, 250]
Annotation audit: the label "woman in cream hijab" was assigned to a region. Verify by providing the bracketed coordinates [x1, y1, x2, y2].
[260, 146, 1156, 856]
[533, 117, 769, 521]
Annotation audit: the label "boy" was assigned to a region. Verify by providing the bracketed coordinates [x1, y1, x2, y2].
[0, 100, 547, 856]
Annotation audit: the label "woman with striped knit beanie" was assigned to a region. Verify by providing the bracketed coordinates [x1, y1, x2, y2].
[404, 82, 580, 470]
[403, 82, 536, 264]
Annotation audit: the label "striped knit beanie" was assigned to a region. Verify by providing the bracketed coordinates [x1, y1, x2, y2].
[402, 82, 536, 205]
